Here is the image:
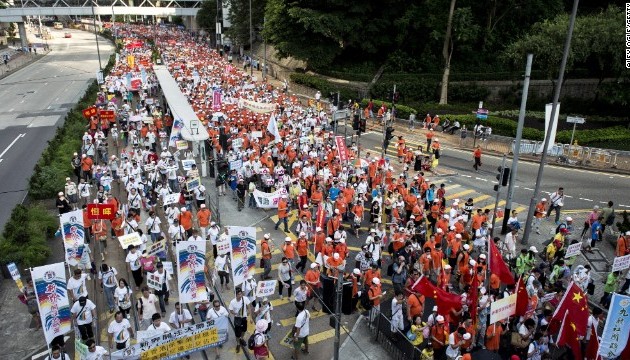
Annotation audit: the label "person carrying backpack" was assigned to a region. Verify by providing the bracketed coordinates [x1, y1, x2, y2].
[249, 319, 269, 359]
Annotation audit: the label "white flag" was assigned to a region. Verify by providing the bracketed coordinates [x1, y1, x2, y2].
[266, 114, 280, 139]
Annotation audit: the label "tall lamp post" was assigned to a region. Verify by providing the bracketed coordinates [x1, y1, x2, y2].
[249, 0, 253, 76]
[90, 0, 103, 71]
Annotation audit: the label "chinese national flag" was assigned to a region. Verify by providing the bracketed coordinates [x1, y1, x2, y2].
[557, 310, 583, 360]
[515, 277, 529, 316]
[412, 276, 462, 316]
[550, 282, 589, 336]
[489, 238, 515, 285]
[584, 322, 602, 360]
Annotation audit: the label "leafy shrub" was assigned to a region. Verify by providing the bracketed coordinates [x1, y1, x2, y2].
[0, 204, 56, 268]
[448, 83, 491, 103]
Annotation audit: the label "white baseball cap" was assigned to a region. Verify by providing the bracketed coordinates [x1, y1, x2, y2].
[372, 278, 380, 285]
[299, 232, 306, 237]
[263, 234, 270, 239]
[353, 268, 361, 275]
[285, 237, 291, 242]
[529, 246, 539, 253]
[316, 227, 322, 232]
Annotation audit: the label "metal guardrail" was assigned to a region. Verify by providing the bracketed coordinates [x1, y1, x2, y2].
[365, 308, 423, 360]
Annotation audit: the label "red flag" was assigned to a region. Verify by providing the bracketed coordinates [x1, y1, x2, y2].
[469, 273, 479, 321]
[315, 204, 325, 230]
[557, 310, 583, 360]
[584, 322, 602, 360]
[412, 276, 462, 316]
[489, 238, 515, 285]
[515, 277, 529, 316]
[550, 282, 589, 336]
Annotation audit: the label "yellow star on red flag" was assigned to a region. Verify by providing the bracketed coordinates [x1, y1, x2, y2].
[572, 291, 583, 303]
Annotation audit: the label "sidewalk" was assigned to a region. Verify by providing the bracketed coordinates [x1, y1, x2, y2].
[336, 316, 394, 360]
[0, 51, 49, 80]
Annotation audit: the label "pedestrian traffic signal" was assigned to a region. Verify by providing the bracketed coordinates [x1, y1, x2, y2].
[359, 118, 367, 133]
[352, 115, 359, 131]
[496, 166, 510, 187]
[385, 126, 395, 141]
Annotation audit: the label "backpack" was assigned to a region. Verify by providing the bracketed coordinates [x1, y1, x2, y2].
[387, 263, 395, 276]
[247, 333, 260, 350]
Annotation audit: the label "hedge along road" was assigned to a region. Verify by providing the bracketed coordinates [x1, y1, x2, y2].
[0, 28, 114, 230]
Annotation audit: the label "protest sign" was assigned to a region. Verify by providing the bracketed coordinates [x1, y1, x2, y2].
[147, 240, 166, 256]
[117, 232, 143, 249]
[489, 294, 517, 324]
[564, 242, 582, 258]
[612, 254, 630, 272]
[255, 280, 278, 298]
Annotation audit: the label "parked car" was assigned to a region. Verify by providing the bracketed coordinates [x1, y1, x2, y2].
[64, 33, 72, 38]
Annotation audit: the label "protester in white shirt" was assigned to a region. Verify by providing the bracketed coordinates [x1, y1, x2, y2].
[71, 297, 97, 341]
[169, 302, 193, 329]
[108, 311, 134, 350]
[84, 339, 108, 360]
[137, 286, 160, 328]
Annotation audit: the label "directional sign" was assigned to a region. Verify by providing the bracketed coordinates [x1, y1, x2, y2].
[476, 108, 489, 120]
[566, 116, 585, 124]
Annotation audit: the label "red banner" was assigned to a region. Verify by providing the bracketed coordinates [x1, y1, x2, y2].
[99, 110, 115, 122]
[86, 204, 117, 220]
[335, 136, 349, 163]
[82, 106, 97, 119]
[130, 78, 142, 91]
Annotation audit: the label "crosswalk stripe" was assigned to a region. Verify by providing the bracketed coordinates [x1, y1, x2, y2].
[445, 189, 473, 201]
[279, 310, 327, 327]
[483, 200, 505, 211]
[471, 194, 492, 204]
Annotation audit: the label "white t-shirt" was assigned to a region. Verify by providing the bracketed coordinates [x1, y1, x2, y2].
[147, 321, 171, 333]
[295, 310, 310, 338]
[169, 309, 193, 328]
[71, 299, 96, 325]
[114, 286, 132, 304]
[293, 286, 308, 303]
[145, 216, 162, 234]
[67, 274, 89, 299]
[446, 333, 460, 358]
[85, 346, 108, 360]
[207, 306, 229, 320]
[229, 297, 251, 318]
[138, 294, 159, 320]
[99, 267, 118, 288]
[126, 251, 142, 271]
[108, 318, 132, 344]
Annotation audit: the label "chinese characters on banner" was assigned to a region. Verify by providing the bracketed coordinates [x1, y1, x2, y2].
[253, 188, 288, 209]
[612, 254, 630, 272]
[7, 262, 23, 291]
[117, 232, 143, 249]
[147, 240, 167, 257]
[216, 236, 231, 256]
[176, 241, 207, 304]
[31, 262, 72, 344]
[60, 210, 85, 266]
[335, 136, 349, 163]
[255, 280, 278, 298]
[98, 110, 116, 122]
[598, 293, 630, 359]
[228, 226, 257, 288]
[82, 106, 97, 119]
[147, 272, 162, 291]
[564, 242, 582, 258]
[489, 294, 517, 324]
[110, 316, 229, 360]
[212, 89, 222, 111]
[86, 203, 117, 220]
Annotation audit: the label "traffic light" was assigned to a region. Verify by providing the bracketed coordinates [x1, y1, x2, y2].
[359, 118, 366, 133]
[352, 114, 359, 131]
[494, 166, 510, 191]
[383, 126, 394, 149]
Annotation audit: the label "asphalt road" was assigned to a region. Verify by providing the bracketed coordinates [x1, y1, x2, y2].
[0, 28, 113, 230]
[341, 123, 630, 212]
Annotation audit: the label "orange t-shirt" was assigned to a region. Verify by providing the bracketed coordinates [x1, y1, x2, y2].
[368, 284, 382, 306]
[197, 209, 211, 227]
[179, 211, 193, 230]
[296, 238, 309, 256]
[277, 200, 289, 218]
[407, 294, 424, 318]
[283, 242, 295, 259]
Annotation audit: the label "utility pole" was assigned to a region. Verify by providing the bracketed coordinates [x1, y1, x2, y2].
[522, 0, 579, 245]
[333, 271, 343, 360]
[249, 0, 253, 77]
[491, 155, 507, 238]
[263, 17, 267, 79]
[502, 54, 533, 234]
[91, 1, 103, 71]
[213, 148, 221, 225]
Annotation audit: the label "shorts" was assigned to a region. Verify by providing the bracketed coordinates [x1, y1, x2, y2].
[293, 336, 308, 350]
[234, 317, 248, 338]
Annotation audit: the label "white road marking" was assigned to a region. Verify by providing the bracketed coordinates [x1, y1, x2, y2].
[55, 97, 59, 101]
[20, 99, 24, 103]
[8, 108, 13, 112]
[564, 195, 573, 198]
[514, 185, 520, 188]
[460, 174, 472, 178]
[599, 201, 608, 204]
[0, 133, 25, 159]
[47, 105, 51, 109]
[579, 198, 593, 202]
[491, 181, 498, 184]
[619, 204, 630, 208]
[523, 187, 534, 190]
[44, 82, 48, 86]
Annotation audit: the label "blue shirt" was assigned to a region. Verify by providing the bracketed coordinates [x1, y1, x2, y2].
[426, 189, 435, 203]
[328, 187, 340, 201]
[591, 221, 601, 240]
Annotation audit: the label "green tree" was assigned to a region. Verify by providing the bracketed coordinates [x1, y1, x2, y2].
[225, 0, 266, 50]
[502, 5, 625, 81]
[196, 0, 219, 46]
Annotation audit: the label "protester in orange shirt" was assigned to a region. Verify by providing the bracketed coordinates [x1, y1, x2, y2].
[260, 234, 273, 280]
[282, 237, 296, 263]
[295, 233, 309, 273]
[178, 207, 193, 238]
[473, 146, 482, 171]
[305, 263, 321, 311]
[196, 204, 211, 239]
[274, 195, 290, 232]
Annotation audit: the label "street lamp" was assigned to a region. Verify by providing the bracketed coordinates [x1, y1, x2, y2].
[249, 0, 253, 77]
[90, 0, 103, 71]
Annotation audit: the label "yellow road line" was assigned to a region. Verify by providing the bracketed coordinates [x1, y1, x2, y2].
[483, 200, 505, 211]
[445, 189, 473, 201]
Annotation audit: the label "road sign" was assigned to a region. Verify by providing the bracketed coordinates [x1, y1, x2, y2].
[476, 108, 488, 120]
[566, 116, 585, 124]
